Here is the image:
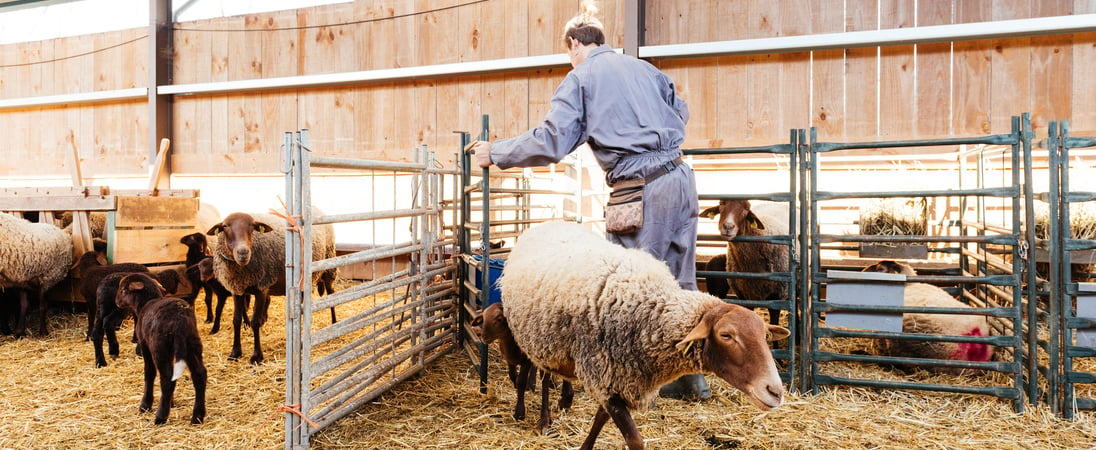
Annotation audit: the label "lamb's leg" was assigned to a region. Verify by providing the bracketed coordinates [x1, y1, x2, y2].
[211, 288, 232, 334]
[228, 294, 247, 361]
[154, 354, 177, 424]
[559, 380, 574, 410]
[13, 290, 29, 338]
[579, 406, 612, 450]
[36, 290, 49, 337]
[85, 291, 95, 340]
[513, 361, 532, 421]
[202, 286, 214, 323]
[92, 317, 109, 368]
[249, 292, 270, 365]
[139, 346, 156, 413]
[189, 353, 207, 424]
[536, 371, 553, 435]
[103, 309, 129, 357]
[606, 394, 643, 450]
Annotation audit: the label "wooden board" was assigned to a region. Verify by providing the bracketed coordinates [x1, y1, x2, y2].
[113, 196, 199, 228]
[107, 227, 193, 265]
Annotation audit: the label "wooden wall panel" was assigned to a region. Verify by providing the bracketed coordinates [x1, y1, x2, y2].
[810, 0, 845, 139]
[4, 0, 1096, 179]
[879, 0, 915, 138]
[778, 0, 811, 138]
[954, 0, 992, 135]
[844, 0, 879, 137]
[916, 1, 953, 137]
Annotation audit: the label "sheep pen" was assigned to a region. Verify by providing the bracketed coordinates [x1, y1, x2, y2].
[3, 288, 1096, 448]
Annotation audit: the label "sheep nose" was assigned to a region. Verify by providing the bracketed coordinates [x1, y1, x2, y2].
[767, 384, 784, 401]
[233, 249, 252, 265]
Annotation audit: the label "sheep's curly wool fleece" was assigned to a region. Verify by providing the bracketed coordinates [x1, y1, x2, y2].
[0, 212, 73, 290]
[499, 221, 723, 410]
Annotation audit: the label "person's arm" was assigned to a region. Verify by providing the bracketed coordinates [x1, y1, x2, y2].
[661, 71, 690, 125]
[483, 74, 587, 170]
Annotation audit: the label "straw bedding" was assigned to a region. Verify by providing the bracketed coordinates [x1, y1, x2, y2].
[4, 298, 1096, 449]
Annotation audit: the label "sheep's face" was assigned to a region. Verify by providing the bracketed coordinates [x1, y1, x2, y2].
[701, 200, 761, 240]
[115, 272, 166, 312]
[206, 213, 273, 266]
[180, 232, 209, 255]
[679, 303, 788, 411]
[197, 257, 216, 282]
[470, 303, 509, 344]
[862, 260, 917, 276]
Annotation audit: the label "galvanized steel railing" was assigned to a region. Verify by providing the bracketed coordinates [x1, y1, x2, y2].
[283, 130, 458, 448]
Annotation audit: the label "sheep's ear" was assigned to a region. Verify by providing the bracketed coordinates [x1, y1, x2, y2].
[766, 325, 790, 342]
[207, 223, 224, 236]
[676, 317, 713, 354]
[95, 253, 108, 266]
[746, 211, 766, 230]
[253, 222, 274, 233]
[470, 314, 484, 327]
[699, 206, 720, 219]
[126, 279, 146, 291]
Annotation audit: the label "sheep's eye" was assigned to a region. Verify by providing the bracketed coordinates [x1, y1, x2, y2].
[719, 332, 734, 341]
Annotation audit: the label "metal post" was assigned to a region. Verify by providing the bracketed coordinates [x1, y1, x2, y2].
[1048, 121, 1063, 416]
[283, 131, 303, 449]
[797, 128, 811, 393]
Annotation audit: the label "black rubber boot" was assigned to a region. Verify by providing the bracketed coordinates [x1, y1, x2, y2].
[657, 374, 711, 400]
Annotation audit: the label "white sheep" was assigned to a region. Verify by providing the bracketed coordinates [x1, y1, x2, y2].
[206, 211, 336, 364]
[700, 199, 789, 325]
[862, 260, 994, 374]
[499, 221, 788, 450]
[0, 212, 74, 337]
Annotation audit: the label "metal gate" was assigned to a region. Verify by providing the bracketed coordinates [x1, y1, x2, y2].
[456, 115, 584, 392]
[1046, 121, 1096, 418]
[804, 115, 1032, 411]
[685, 132, 805, 389]
[282, 130, 459, 448]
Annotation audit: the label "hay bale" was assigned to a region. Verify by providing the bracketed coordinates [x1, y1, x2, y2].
[859, 198, 928, 236]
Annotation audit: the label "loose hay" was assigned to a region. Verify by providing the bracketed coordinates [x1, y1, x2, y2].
[0, 303, 286, 449]
[313, 345, 1096, 450]
[6, 298, 1096, 450]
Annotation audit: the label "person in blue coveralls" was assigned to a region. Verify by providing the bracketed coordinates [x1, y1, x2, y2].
[469, 2, 709, 401]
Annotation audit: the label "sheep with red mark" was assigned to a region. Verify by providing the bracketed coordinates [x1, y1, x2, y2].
[499, 221, 788, 450]
[862, 260, 994, 373]
[115, 272, 207, 424]
[700, 200, 789, 325]
[0, 212, 74, 338]
[206, 211, 335, 364]
[471, 302, 573, 434]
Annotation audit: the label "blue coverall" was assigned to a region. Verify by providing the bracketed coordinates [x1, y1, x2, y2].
[489, 44, 699, 290]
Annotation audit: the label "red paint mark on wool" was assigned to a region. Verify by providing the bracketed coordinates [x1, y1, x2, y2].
[950, 327, 992, 362]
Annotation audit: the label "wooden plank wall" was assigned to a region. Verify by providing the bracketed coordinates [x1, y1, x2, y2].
[0, 0, 1093, 179]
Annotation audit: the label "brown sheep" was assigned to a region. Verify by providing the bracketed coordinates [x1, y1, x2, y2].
[115, 272, 207, 424]
[74, 251, 150, 340]
[91, 269, 182, 368]
[471, 303, 573, 434]
[206, 212, 336, 364]
[700, 199, 789, 325]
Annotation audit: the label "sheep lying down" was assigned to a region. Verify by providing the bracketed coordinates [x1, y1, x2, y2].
[862, 260, 994, 374]
[499, 221, 789, 450]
